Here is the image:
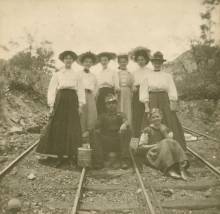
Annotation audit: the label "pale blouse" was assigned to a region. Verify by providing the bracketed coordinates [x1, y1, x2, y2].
[118, 69, 134, 89]
[139, 71, 178, 103]
[132, 66, 152, 86]
[79, 70, 98, 94]
[95, 68, 119, 90]
[47, 68, 85, 108]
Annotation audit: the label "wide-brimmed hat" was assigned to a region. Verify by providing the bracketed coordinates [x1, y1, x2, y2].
[77, 51, 98, 65]
[59, 50, 78, 62]
[97, 52, 116, 61]
[129, 46, 151, 62]
[105, 94, 117, 103]
[151, 51, 166, 62]
[117, 53, 129, 61]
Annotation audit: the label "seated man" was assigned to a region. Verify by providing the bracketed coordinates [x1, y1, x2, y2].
[92, 94, 131, 169]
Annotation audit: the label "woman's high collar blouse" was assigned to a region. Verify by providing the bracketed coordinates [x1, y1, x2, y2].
[47, 67, 85, 108]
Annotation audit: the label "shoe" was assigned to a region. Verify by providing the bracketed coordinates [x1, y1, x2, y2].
[54, 158, 64, 168]
[168, 170, 182, 179]
[68, 158, 77, 169]
[93, 163, 103, 170]
[121, 160, 130, 170]
[180, 169, 188, 181]
[112, 161, 121, 170]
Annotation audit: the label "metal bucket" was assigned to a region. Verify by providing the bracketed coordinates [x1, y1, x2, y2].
[77, 144, 92, 168]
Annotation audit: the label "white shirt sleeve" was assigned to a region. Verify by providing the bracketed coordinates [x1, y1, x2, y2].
[76, 75, 86, 107]
[47, 73, 58, 108]
[168, 74, 178, 101]
[139, 133, 149, 146]
[139, 77, 149, 103]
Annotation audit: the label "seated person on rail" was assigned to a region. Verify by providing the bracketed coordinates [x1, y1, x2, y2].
[92, 94, 131, 170]
[134, 108, 189, 180]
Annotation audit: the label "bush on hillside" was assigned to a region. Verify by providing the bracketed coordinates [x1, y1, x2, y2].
[179, 45, 220, 100]
[2, 45, 56, 97]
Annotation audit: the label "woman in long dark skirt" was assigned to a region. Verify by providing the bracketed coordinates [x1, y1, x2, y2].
[139, 51, 186, 150]
[95, 52, 119, 115]
[36, 50, 85, 167]
[130, 47, 151, 137]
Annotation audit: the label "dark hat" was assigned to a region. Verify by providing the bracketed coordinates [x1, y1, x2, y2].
[151, 51, 166, 62]
[77, 51, 98, 65]
[59, 50, 77, 62]
[150, 108, 162, 118]
[117, 53, 129, 61]
[129, 46, 151, 62]
[97, 52, 116, 61]
[105, 94, 117, 103]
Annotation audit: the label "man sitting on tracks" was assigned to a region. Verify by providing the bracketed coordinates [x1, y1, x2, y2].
[92, 94, 131, 170]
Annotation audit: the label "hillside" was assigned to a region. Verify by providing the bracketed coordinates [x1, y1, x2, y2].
[164, 50, 197, 81]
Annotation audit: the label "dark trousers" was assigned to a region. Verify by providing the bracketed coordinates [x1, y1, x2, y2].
[91, 128, 131, 165]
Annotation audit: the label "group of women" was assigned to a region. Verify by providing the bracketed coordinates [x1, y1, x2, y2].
[36, 47, 189, 179]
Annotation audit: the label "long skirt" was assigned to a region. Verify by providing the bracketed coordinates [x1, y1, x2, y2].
[96, 87, 114, 115]
[80, 90, 97, 133]
[118, 86, 132, 129]
[146, 139, 188, 174]
[132, 86, 145, 137]
[147, 91, 186, 149]
[36, 89, 82, 157]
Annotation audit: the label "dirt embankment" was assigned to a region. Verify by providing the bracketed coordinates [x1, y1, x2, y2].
[178, 100, 220, 138]
[0, 88, 48, 165]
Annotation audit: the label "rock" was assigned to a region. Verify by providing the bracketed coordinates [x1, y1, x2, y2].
[8, 126, 24, 135]
[27, 173, 36, 180]
[0, 139, 7, 151]
[162, 189, 174, 197]
[8, 198, 21, 212]
[136, 188, 142, 194]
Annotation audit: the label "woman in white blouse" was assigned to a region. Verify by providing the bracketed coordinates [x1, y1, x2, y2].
[130, 47, 151, 137]
[36, 50, 85, 167]
[77, 52, 98, 141]
[95, 52, 119, 115]
[139, 51, 186, 149]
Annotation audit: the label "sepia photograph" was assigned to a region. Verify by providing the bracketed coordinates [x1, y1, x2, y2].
[0, 0, 220, 213]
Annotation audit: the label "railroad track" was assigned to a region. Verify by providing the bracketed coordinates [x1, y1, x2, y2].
[71, 130, 220, 214]
[0, 127, 220, 213]
[70, 145, 162, 214]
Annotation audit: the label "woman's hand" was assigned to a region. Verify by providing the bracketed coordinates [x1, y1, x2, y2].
[144, 102, 150, 113]
[170, 100, 178, 112]
[120, 121, 128, 131]
[79, 105, 83, 115]
[48, 107, 53, 117]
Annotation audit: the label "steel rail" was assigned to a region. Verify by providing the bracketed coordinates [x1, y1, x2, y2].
[183, 126, 220, 143]
[0, 140, 39, 179]
[187, 146, 220, 177]
[129, 148, 157, 214]
[70, 167, 86, 214]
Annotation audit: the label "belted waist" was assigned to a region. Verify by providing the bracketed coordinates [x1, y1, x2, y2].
[149, 89, 166, 93]
[58, 88, 76, 92]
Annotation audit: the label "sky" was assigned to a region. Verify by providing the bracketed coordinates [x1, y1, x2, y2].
[0, 0, 219, 66]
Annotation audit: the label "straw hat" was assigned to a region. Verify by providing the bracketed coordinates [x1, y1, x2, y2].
[59, 50, 77, 62]
[77, 51, 98, 65]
